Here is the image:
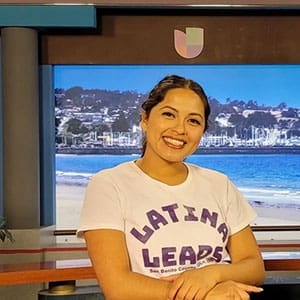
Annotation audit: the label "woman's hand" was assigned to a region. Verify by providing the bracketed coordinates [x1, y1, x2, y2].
[204, 281, 263, 300]
[161, 267, 219, 300]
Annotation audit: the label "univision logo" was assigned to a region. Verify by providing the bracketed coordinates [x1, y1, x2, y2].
[174, 27, 204, 59]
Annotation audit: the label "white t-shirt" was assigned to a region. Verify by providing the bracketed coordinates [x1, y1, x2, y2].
[78, 161, 256, 278]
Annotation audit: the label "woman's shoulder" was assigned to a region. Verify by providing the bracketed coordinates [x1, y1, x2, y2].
[186, 162, 229, 181]
[92, 160, 136, 181]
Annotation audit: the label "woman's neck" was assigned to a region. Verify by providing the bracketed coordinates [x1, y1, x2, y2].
[135, 157, 188, 186]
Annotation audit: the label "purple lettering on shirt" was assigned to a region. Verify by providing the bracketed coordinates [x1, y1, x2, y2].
[213, 246, 223, 262]
[162, 203, 179, 222]
[217, 223, 229, 242]
[147, 209, 168, 230]
[197, 245, 213, 260]
[183, 205, 199, 221]
[162, 247, 177, 267]
[200, 208, 218, 228]
[142, 248, 160, 267]
[130, 226, 154, 244]
[179, 246, 196, 265]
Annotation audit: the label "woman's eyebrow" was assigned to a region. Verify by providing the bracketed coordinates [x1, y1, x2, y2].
[189, 112, 204, 120]
[159, 105, 177, 112]
[160, 106, 204, 119]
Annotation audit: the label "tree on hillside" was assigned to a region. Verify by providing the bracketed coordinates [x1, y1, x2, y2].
[127, 109, 141, 127]
[277, 102, 287, 109]
[291, 120, 300, 129]
[66, 118, 88, 135]
[112, 112, 130, 132]
[246, 100, 258, 109]
[245, 111, 277, 128]
[228, 114, 246, 126]
[278, 119, 290, 129]
[282, 108, 298, 118]
[65, 87, 84, 107]
[208, 97, 223, 122]
[226, 99, 247, 110]
[228, 114, 247, 138]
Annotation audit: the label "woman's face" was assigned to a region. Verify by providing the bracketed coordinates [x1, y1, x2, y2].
[141, 88, 206, 164]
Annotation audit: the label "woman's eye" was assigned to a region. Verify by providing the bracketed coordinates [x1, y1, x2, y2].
[162, 111, 175, 118]
[189, 118, 201, 125]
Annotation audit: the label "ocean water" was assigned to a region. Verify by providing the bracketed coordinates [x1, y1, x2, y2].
[56, 153, 300, 209]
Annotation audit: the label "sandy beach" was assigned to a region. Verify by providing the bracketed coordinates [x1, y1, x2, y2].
[56, 184, 87, 229]
[56, 184, 300, 230]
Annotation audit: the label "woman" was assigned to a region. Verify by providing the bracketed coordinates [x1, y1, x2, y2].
[78, 75, 265, 300]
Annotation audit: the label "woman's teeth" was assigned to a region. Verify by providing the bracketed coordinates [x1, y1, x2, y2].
[164, 137, 185, 146]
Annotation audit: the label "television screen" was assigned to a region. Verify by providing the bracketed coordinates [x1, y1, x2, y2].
[54, 65, 300, 229]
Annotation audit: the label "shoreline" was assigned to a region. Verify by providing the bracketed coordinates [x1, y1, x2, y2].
[56, 184, 300, 229]
[56, 145, 300, 156]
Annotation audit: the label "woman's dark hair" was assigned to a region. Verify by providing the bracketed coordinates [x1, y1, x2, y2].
[141, 74, 211, 156]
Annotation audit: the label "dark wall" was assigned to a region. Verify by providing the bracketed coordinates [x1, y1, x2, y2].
[41, 9, 300, 64]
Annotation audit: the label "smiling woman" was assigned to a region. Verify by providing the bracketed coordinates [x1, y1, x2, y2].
[77, 74, 265, 300]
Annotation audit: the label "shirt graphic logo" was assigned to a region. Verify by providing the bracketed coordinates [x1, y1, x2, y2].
[130, 203, 228, 273]
[174, 27, 204, 59]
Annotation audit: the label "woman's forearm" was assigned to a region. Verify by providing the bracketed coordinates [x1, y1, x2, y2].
[96, 270, 171, 300]
[209, 256, 265, 286]
[85, 230, 171, 300]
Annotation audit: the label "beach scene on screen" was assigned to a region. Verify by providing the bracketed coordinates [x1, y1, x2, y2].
[54, 65, 300, 229]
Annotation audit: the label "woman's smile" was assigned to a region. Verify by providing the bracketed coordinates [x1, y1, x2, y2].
[163, 136, 187, 148]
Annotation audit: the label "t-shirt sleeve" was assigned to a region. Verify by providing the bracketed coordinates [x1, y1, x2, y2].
[225, 179, 257, 235]
[77, 173, 124, 238]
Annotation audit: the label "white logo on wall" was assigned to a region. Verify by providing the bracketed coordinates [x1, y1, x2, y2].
[174, 27, 204, 59]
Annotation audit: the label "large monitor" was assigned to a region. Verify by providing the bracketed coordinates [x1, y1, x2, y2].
[54, 64, 300, 229]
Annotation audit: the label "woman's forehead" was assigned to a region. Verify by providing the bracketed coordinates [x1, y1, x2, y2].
[159, 88, 205, 108]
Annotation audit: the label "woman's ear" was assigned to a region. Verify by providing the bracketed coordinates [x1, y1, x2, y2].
[140, 110, 148, 133]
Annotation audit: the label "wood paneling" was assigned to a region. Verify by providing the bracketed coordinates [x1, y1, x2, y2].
[41, 11, 300, 64]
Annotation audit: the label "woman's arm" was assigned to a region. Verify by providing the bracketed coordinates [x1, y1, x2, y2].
[85, 229, 171, 300]
[164, 226, 265, 300]
[220, 225, 266, 285]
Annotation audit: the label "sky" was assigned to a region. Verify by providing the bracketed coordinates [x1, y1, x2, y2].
[54, 64, 300, 108]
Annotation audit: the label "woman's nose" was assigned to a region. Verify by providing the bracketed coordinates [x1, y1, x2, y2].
[173, 120, 186, 134]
